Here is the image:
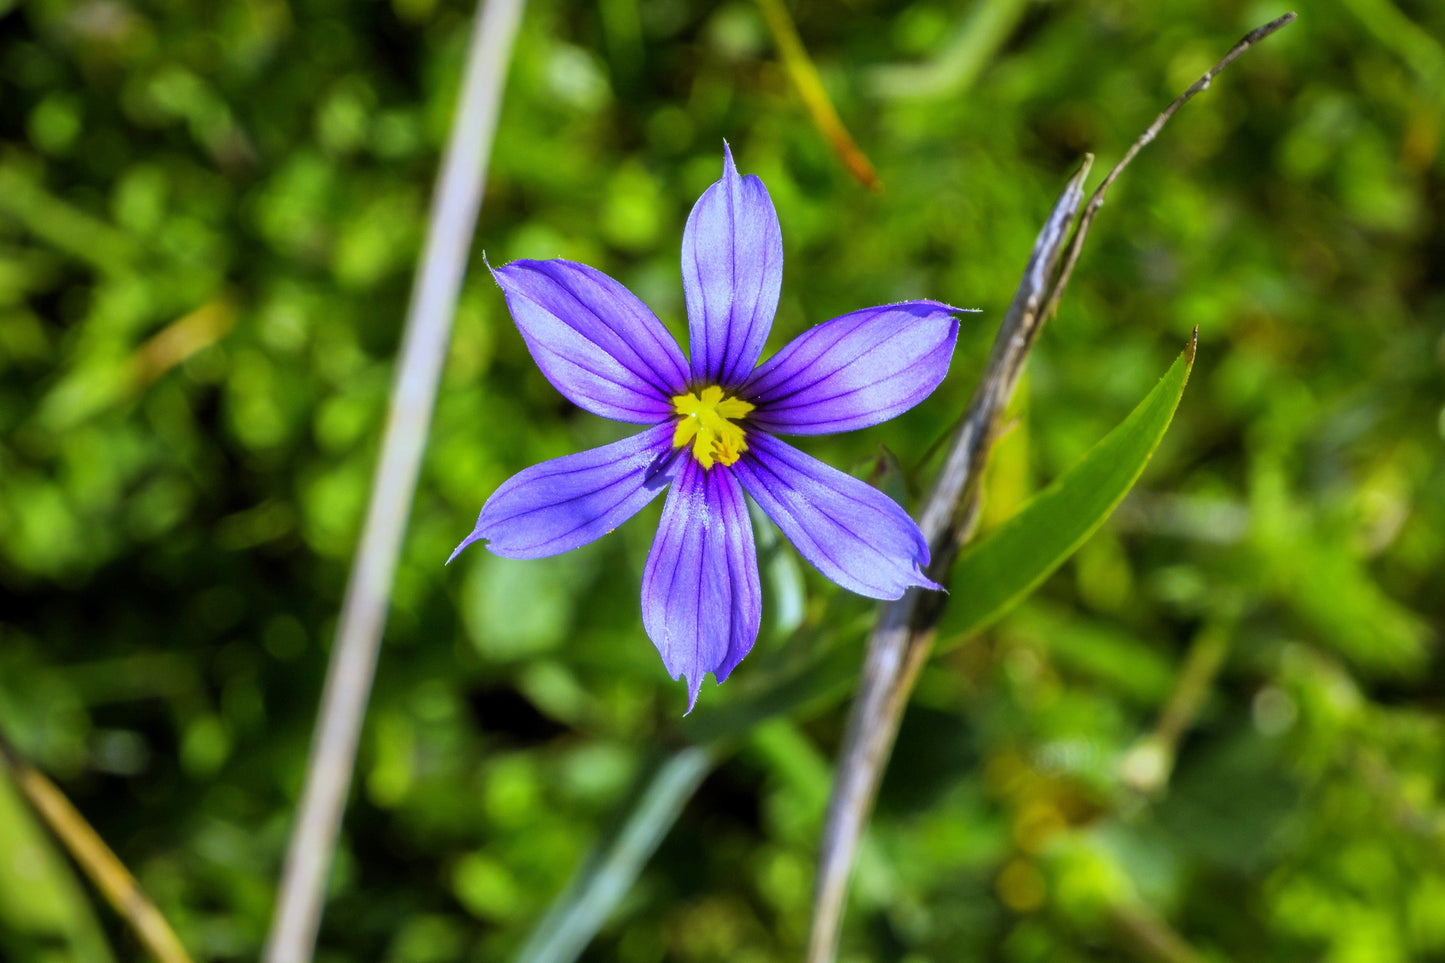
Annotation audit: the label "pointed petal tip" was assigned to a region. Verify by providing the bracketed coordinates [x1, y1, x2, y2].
[734, 435, 940, 599]
[883, 298, 978, 318]
[917, 300, 980, 316]
[683, 143, 783, 386]
[914, 569, 945, 593]
[446, 533, 482, 565]
[464, 423, 676, 560]
[742, 300, 962, 436]
[644, 462, 762, 716]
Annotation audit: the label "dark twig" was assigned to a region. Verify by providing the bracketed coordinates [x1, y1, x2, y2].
[806, 14, 1297, 962]
[0, 727, 193, 963]
[263, 0, 525, 959]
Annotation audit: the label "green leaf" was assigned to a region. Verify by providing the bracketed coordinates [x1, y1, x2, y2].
[938, 338, 1196, 640]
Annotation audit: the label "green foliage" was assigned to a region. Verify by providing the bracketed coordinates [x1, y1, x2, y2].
[941, 342, 1195, 640]
[2, 0, 1444, 961]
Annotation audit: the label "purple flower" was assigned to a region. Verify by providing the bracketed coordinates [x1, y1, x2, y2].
[452, 146, 967, 710]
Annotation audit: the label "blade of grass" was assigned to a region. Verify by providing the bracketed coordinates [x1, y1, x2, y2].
[1120, 617, 1234, 795]
[867, 0, 1033, 100]
[0, 164, 139, 275]
[1337, 0, 1444, 93]
[263, 0, 526, 959]
[0, 769, 115, 962]
[513, 747, 715, 963]
[0, 728, 189, 963]
[754, 0, 880, 190]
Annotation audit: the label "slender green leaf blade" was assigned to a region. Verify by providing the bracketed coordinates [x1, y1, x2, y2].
[514, 747, 715, 963]
[939, 338, 1195, 640]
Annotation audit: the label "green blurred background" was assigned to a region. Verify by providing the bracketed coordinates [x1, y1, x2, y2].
[1, 0, 1443, 959]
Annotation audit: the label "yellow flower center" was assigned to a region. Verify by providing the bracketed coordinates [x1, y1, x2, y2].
[671, 386, 754, 469]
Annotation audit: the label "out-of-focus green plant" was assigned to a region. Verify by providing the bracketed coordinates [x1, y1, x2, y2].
[1, 0, 1442, 961]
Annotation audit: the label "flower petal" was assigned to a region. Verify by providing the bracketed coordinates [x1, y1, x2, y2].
[743, 300, 962, 435]
[641, 458, 762, 712]
[682, 144, 784, 388]
[450, 422, 676, 561]
[733, 433, 938, 599]
[494, 259, 690, 423]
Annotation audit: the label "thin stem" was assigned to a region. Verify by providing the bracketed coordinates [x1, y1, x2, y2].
[1120, 620, 1234, 794]
[806, 14, 1297, 962]
[0, 728, 193, 963]
[754, 0, 881, 190]
[1043, 13, 1299, 323]
[261, 0, 526, 959]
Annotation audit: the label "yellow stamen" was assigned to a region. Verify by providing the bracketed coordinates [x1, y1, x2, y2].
[671, 385, 754, 469]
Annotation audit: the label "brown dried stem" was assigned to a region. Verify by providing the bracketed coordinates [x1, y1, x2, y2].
[0, 727, 193, 963]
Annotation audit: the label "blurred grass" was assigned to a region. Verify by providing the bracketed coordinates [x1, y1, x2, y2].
[1, 0, 1443, 961]
[0, 769, 114, 963]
